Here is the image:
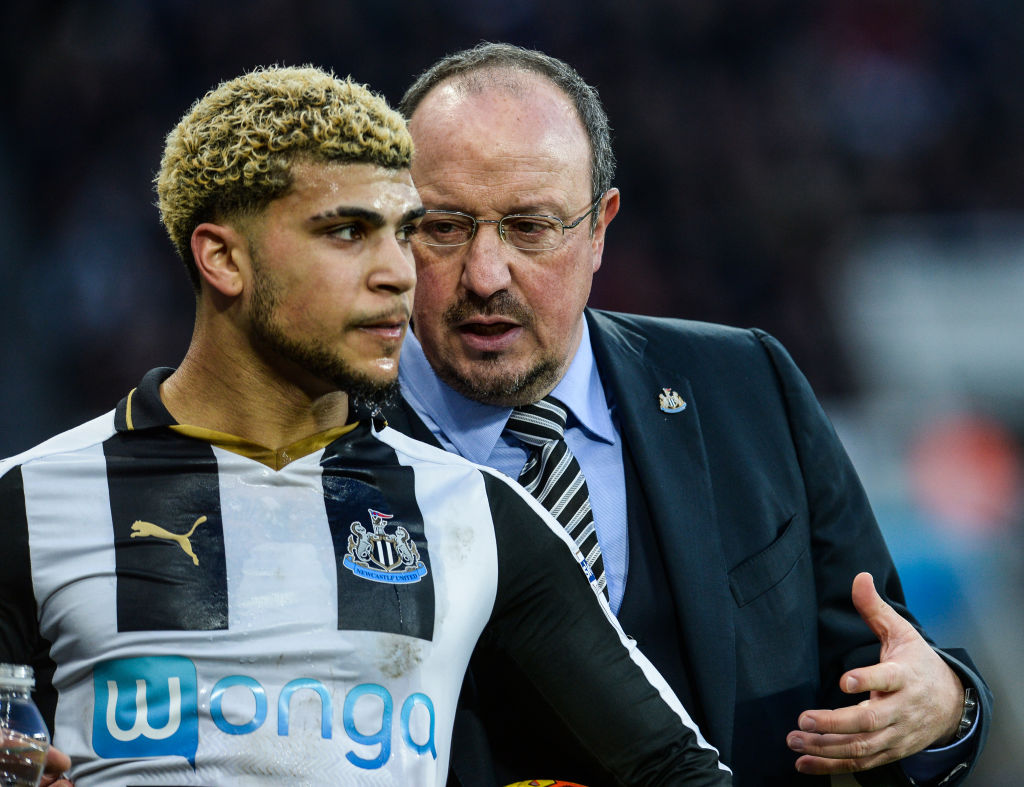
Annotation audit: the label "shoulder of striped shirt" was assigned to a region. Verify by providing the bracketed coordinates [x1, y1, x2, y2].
[376, 423, 540, 497]
[373, 422, 478, 468]
[375, 423, 564, 529]
[0, 410, 118, 478]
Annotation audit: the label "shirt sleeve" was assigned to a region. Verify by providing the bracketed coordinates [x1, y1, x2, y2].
[477, 470, 731, 786]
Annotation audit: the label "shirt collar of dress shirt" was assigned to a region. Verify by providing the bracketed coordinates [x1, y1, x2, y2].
[399, 318, 616, 465]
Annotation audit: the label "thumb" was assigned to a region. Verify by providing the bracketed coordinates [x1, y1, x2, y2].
[851, 571, 913, 647]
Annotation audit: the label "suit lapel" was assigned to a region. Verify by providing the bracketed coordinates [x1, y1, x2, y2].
[587, 309, 737, 762]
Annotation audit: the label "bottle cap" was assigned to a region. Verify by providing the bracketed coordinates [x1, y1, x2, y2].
[0, 663, 35, 690]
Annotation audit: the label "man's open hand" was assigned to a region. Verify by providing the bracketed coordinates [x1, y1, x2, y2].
[786, 572, 964, 775]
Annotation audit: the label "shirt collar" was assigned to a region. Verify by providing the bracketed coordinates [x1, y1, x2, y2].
[399, 320, 615, 464]
[114, 366, 360, 469]
[115, 367, 178, 431]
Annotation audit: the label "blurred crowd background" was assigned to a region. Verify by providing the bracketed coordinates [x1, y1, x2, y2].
[3, 0, 1022, 781]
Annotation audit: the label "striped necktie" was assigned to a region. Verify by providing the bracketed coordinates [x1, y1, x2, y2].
[504, 396, 607, 598]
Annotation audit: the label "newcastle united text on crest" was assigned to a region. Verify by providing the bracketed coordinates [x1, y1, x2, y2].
[343, 509, 428, 584]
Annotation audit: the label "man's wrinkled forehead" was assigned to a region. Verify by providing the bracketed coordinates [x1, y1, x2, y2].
[410, 72, 586, 154]
[412, 67, 580, 127]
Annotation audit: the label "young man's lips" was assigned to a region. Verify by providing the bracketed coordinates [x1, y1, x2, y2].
[358, 321, 406, 340]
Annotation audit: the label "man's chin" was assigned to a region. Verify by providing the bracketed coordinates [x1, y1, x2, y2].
[437, 357, 561, 408]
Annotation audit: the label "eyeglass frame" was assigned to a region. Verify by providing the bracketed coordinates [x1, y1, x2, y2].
[412, 191, 607, 252]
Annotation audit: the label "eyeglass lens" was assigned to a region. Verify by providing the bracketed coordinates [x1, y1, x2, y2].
[417, 213, 564, 251]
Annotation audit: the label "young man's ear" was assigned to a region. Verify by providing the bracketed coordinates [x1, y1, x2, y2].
[191, 222, 249, 297]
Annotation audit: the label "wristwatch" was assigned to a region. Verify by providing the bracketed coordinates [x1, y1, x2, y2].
[954, 687, 978, 740]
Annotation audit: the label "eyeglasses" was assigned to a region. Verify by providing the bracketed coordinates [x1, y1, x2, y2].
[411, 192, 606, 252]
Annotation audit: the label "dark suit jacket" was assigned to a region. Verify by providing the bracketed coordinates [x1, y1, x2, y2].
[382, 309, 991, 787]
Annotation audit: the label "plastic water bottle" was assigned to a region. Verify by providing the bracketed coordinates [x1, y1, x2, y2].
[0, 664, 49, 787]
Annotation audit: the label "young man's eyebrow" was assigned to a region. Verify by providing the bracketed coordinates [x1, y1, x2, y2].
[308, 206, 385, 225]
[308, 205, 426, 226]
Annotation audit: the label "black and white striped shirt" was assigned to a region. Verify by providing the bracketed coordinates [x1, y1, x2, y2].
[0, 367, 728, 786]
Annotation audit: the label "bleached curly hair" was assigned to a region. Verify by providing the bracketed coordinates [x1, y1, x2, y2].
[156, 65, 413, 289]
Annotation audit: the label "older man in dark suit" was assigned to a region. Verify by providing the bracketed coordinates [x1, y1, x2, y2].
[382, 43, 991, 786]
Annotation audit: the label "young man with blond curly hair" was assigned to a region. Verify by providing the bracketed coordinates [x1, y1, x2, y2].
[0, 65, 729, 785]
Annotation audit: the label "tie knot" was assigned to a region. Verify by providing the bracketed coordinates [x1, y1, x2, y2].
[505, 396, 568, 446]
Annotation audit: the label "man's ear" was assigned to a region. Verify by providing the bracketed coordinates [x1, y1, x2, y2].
[191, 222, 249, 297]
[590, 187, 620, 273]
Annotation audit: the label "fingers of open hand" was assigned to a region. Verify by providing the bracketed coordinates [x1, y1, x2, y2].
[788, 659, 962, 774]
[792, 747, 895, 776]
[799, 699, 892, 736]
[787, 709, 900, 774]
[849, 645, 964, 747]
[842, 659, 905, 695]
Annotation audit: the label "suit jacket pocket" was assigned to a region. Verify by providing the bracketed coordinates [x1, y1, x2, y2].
[728, 513, 808, 608]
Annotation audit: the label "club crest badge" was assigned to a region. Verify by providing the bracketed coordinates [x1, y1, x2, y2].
[658, 387, 687, 413]
[343, 508, 428, 584]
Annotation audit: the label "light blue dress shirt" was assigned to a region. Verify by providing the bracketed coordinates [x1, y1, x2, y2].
[398, 321, 630, 613]
[398, 318, 976, 779]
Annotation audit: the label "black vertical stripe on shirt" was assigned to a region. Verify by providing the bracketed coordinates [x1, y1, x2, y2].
[321, 427, 435, 641]
[0, 465, 59, 731]
[104, 431, 228, 631]
[0, 466, 37, 661]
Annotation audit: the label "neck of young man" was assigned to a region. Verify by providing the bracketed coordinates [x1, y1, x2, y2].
[159, 342, 351, 450]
